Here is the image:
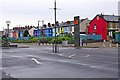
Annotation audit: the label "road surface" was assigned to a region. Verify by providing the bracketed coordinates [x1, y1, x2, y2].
[2, 45, 119, 78]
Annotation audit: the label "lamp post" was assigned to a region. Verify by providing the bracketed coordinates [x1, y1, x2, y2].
[38, 20, 44, 29]
[6, 21, 11, 48]
[38, 20, 44, 37]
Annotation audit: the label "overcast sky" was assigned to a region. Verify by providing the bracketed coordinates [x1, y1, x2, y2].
[0, 0, 119, 31]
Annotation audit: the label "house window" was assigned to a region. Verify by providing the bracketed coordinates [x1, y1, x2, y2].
[97, 16, 99, 20]
[110, 23, 113, 28]
[116, 24, 118, 28]
[94, 24, 97, 30]
[93, 33, 96, 35]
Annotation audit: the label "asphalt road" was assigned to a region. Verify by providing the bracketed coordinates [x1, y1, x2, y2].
[1, 45, 119, 78]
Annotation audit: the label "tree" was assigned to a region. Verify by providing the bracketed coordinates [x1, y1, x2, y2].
[23, 30, 29, 37]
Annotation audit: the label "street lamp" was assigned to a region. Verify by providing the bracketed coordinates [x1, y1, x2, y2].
[38, 20, 44, 37]
[38, 20, 44, 29]
[6, 21, 11, 48]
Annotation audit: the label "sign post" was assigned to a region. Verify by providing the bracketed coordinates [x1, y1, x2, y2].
[74, 16, 80, 47]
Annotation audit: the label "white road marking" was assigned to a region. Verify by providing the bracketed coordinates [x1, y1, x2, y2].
[59, 53, 64, 56]
[26, 55, 39, 58]
[51, 53, 55, 54]
[96, 62, 118, 67]
[86, 55, 90, 58]
[31, 58, 42, 65]
[82, 48, 99, 50]
[11, 55, 25, 58]
[56, 59, 91, 67]
[0, 67, 2, 70]
[44, 51, 49, 53]
[69, 54, 76, 58]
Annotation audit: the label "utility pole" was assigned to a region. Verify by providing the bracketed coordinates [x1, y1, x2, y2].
[50, 0, 61, 53]
[54, 0, 57, 53]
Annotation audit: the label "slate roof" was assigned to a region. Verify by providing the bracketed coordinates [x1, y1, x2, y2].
[59, 18, 89, 27]
[59, 21, 75, 27]
[89, 14, 120, 24]
[100, 14, 120, 22]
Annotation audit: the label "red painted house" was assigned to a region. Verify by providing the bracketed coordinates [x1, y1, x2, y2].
[88, 15, 107, 40]
[88, 14, 119, 40]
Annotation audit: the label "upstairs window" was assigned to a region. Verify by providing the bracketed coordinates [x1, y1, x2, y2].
[97, 16, 99, 20]
[110, 23, 113, 28]
[94, 24, 97, 30]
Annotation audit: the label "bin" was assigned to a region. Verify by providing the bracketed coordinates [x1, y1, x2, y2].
[62, 40, 68, 47]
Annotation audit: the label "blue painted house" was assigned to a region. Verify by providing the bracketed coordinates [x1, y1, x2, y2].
[34, 29, 41, 38]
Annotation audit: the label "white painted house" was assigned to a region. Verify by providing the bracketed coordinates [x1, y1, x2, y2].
[29, 27, 36, 36]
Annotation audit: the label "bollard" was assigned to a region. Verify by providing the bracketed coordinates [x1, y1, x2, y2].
[103, 40, 106, 48]
[53, 43, 54, 52]
[110, 40, 112, 48]
[116, 43, 119, 48]
[57, 44, 59, 53]
[103, 44, 105, 48]
[80, 39, 83, 47]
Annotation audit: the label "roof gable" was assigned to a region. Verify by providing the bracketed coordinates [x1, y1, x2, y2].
[90, 14, 120, 24]
[89, 15, 106, 24]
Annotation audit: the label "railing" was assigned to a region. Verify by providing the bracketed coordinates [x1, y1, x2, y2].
[9, 34, 102, 42]
[115, 34, 120, 43]
[80, 34, 102, 41]
[10, 37, 29, 41]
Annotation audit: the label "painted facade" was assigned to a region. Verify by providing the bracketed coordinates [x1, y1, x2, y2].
[80, 18, 91, 34]
[29, 28, 36, 36]
[88, 14, 119, 40]
[88, 15, 107, 40]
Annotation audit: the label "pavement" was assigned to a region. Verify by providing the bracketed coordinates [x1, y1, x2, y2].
[1, 44, 119, 78]
[12, 42, 120, 48]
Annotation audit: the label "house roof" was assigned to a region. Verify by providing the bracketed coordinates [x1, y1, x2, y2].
[81, 18, 89, 22]
[59, 18, 90, 27]
[59, 21, 75, 27]
[100, 14, 120, 22]
[89, 14, 120, 24]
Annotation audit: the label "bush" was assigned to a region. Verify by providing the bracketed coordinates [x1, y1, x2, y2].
[29, 37, 39, 43]
[114, 32, 120, 34]
[45, 37, 54, 44]
[10, 33, 74, 44]
[49, 38, 55, 44]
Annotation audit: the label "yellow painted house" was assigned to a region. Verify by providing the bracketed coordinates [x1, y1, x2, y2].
[58, 27, 64, 34]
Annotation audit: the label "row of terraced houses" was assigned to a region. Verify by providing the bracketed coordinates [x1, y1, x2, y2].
[1, 14, 120, 42]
